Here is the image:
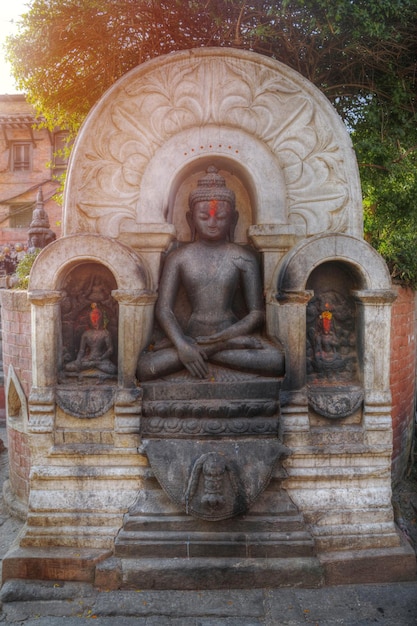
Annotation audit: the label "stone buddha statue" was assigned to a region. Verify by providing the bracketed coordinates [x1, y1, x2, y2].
[137, 166, 285, 381]
[65, 303, 117, 376]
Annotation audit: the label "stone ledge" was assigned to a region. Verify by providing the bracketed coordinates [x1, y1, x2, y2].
[95, 556, 324, 590]
[319, 543, 417, 585]
[2, 546, 112, 584]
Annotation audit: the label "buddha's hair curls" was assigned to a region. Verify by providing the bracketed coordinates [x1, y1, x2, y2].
[188, 166, 235, 211]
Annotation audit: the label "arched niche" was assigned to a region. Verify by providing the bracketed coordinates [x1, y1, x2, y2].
[60, 262, 119, 373]
[303, 260, 366, 419]
[269, 234, 396, 396]
[63, 48, 363, 240]
[28, 234, 155, 391]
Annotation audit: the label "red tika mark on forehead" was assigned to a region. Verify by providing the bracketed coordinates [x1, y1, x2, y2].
[209, 199, 218, 217]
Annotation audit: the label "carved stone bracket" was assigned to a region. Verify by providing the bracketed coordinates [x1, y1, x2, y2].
[55, 384, 117, 419]
[143, 438, 290, 521]
[307, 384, 364, 419]
[139, 377, 288, 520]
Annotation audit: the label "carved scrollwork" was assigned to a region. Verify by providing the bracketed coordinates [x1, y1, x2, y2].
[143, 399, 279, 419]
[68, 51, 354, 237]
[141, 415, 279, 438]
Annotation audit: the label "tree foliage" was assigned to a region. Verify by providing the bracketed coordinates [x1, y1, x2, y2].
[6, 0, 417, 283]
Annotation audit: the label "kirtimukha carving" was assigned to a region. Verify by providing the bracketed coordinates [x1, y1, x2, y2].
[137, 166, 285, 381]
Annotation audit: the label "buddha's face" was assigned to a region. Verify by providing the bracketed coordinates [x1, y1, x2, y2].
[192, 199, 235, 242]
[89, 306, 103, 330]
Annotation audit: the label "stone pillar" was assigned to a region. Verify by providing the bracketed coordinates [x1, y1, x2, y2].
[112, 289, 156, 388]
[249, 226, 304, 292]
[353, 289, 397, 443]
[270, 289, 313, 391]
[27, 290, 62, 433]
[28, 290, 62, 388]
[266, 290, 313, 441]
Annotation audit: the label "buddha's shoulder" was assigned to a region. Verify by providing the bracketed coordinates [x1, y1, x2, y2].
[228, 242, 258, 260]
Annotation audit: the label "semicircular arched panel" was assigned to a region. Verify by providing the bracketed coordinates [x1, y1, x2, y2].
[64, 48, 363, 240]
[28, 233, 152, 293]
[274, 233, 392, 294]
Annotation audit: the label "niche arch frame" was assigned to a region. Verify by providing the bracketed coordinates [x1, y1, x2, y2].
[28, 233, 155, 392]
[269, 234, 396, 395]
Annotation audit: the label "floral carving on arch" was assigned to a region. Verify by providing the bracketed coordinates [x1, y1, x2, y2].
[64, 48, 362, 239]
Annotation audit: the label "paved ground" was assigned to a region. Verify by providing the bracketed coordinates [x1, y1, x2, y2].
[1, 426, 417, 625]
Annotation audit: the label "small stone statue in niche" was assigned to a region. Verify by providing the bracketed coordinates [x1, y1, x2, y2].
[65, 303, 117, 376]
[306, 292, 357, 382]
[137, 166, 284, 381]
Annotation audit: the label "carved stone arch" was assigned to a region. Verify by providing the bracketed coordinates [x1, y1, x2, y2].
[63, 48, 363, 239]
[269, 234, 395, 394]
[274, 233, 392, 295]
[28, 234, 155, 390]
[138, 127, 287, 241]
[28, 233, 152, 293]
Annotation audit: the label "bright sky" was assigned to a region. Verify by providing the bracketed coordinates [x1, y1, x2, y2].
[0, 1, 29, 93]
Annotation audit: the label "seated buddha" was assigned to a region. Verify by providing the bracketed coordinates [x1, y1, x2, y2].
[137, 166, 284, 381]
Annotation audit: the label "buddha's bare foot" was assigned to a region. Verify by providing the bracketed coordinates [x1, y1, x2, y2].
[224, 336, 263, 350]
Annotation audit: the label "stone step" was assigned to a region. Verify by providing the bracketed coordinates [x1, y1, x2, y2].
[122, 513, 308, 533]
[114, 529, 315, 558]
[95, 555, 324, 590]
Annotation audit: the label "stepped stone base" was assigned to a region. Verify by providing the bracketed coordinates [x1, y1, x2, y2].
[115, 486, 313, 559]
[3, 544, 415, 591]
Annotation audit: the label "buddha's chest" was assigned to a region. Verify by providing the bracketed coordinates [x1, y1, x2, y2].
[180, 255, 240, 294]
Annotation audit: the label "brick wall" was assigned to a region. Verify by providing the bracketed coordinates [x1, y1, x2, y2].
[1, 289, 32, 396]
[390, 284, 416, 483]
[7, 427, 31, 502]
[0, 289, 32, 504]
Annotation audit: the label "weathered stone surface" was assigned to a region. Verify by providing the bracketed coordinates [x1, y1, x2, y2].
[307, 385, 364, 419]
[2, 547, 111, 583]
[108, 556, 324, 590]
[320, 543, 417, 585]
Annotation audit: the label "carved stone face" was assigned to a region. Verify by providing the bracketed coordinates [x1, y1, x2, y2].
[192, 200, 235, 242]
[89, 305, 103, 330]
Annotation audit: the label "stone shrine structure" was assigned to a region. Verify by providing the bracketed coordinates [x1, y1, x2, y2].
[1, 48, 415, 588]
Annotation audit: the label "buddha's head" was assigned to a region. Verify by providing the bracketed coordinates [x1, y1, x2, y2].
[89, 303, 103, 330]
[187, 166, 238, 242]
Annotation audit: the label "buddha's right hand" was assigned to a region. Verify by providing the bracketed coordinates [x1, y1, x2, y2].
[177, 340, 208, 378]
